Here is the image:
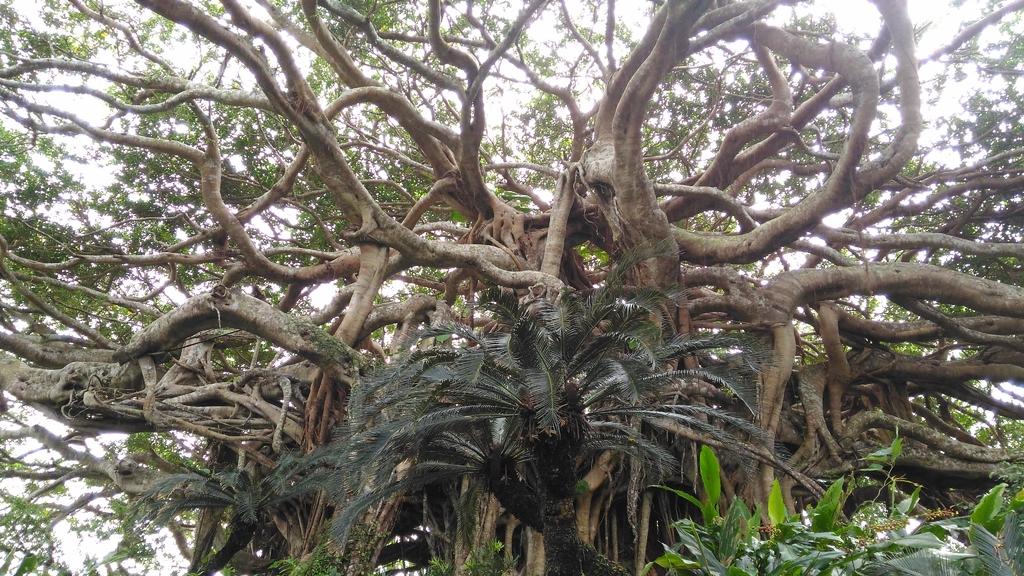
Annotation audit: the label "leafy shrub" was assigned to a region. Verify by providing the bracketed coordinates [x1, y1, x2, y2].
[269, 545, 343, 576]
[644, 445, 1024, 576]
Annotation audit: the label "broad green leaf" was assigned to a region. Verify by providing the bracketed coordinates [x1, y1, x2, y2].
[657, 485, 705, 513]
[971, 483, 1007, 534]
[13, 555, 40, 576]
[869, 532, 945, 550]
[865, 447, 893, 462]
[768, 479, 787, 527]
[718, 500, 747, 564]
[699, 445, 722, 514]
[802, 531, 845, 543]
[1011, 487, 1024, 512]
[643, 549, 701, 574]
[865, 436, 903, 463]
[749, 504, 765, 539]
[895, 486, 921, 516]
[811, 478, 845, 532]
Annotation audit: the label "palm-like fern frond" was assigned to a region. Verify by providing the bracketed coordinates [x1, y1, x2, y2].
[972, 511, 1024, 576]
[137, 471, 239, 526]
[585, 422, 677, 477]
[328, 265, 767, 550]
[136, 451, 326, 527]
[332, 461, 479, 546]
[864, 549, 970, 576]
[1003, 510, 1024, 575]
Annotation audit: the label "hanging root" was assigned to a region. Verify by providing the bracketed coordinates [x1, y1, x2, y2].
[273, 376, 293, 453]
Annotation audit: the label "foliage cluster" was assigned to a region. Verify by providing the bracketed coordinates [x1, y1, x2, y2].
[645, 445, 1024, 576]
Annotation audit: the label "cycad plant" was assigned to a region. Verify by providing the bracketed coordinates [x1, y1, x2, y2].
[138, 453, 324, 576]
[329, 262, 765, 576]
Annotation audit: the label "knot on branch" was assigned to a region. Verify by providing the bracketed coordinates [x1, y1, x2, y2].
[211, 284, 230, 299]
[340, 216, 385, 245]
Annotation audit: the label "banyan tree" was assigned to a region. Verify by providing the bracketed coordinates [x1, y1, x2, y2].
[0, 0, 1022, 573]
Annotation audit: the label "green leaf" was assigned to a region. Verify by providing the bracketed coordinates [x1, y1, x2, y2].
[748, 503, 763, 539]
[1012, 487, 1024, 512]
[718, 500, 747, 564]
[870, 532, 945, 551]
[642, 550, 701, 575]
[700, 445, 722, 516]
[13, 555, 40, 576]
[971, 483, 1007, 534]
[768, 479, 787, 527]
[659, 481, 708, 508]
[865, 435, 903, 464]
[866, 446, 894, 463]
[574, 480, 590, 495]
[895, 486, 921, 516]
[810, 478, 845, 532]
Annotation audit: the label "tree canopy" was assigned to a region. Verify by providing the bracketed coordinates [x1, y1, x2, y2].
[0, 0, 1023, 573]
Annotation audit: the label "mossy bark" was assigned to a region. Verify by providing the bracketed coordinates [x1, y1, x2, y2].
[533, 434, 630, 576]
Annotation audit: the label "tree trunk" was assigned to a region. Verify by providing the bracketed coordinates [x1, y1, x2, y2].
[536, 436, 629, 576]
[194, 517, 257, 576]
[542, 496, 584, 576]
[581, 545, 631, 576]
[633, 492, 652, 575]
[454, 479, 500, 576]
[525, 528, 545, 576]
[533, 495, 630, 576]
[188, 507, 224, 573]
